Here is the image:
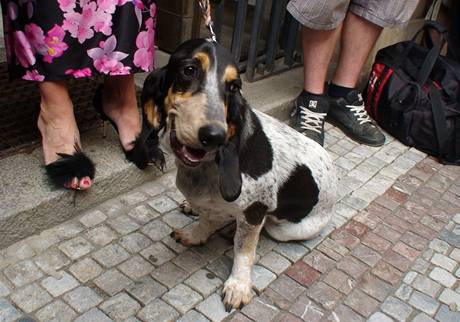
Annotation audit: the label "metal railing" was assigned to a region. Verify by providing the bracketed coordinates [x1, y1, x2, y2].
[211, 0, 301, 82]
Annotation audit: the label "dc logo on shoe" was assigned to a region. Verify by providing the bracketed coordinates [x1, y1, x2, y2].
[309, 100, 318, 109]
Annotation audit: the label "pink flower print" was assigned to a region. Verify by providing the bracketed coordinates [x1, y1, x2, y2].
[13, 31, 36, 68]
[94, 9, 113, 35]
[6, 2, 18, 20]
[22, 69, 44, 81]
[110, 65, 131, 75]
[24, 23, 47, 55]
[97, 0, 117, 13]
[62, 2, 96, 43]
[117, 0, 129, 5]
[65, 68, 92, 78]
[150, 2, 157, 17]
[19, 0, 36, 18]
[87, 35, 129, 74]
[132, 0, 145, 10]
[133, 18, 155, 72]
[43, 25, 69, 63]
[57, 0, 75, 12]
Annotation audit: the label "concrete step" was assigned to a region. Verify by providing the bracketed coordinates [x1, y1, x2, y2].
[0, 59, 303, 248]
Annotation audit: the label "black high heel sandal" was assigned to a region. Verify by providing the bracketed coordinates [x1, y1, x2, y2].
[93, 85, 151, 170]
[45, 144, 95, 190]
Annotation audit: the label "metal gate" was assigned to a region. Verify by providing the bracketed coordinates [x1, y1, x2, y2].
[211, 0, 301, 82]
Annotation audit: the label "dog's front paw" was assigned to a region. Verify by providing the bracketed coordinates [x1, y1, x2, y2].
[222, 277, 253, 311]
[170, 224, 208, 246]
[180, 201, 198, 216]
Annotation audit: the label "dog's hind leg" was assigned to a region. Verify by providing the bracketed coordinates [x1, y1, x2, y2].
[264, 204, 333, 242]
[222, 218, 263, 311]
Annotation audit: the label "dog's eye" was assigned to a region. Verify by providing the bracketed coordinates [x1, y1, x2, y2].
[183, 66, 197, 77]
[229, 82, 240, 93]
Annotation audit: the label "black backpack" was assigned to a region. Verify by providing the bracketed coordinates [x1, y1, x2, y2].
[365, 21, 460, 165]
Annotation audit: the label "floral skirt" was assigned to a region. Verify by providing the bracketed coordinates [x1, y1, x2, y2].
[1, 0, 157, 81]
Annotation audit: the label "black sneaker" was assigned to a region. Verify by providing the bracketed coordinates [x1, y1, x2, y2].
[328, 90, 385, 147]
[290, 92, 329, 146]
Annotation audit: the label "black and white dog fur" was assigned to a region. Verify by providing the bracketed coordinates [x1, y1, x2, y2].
[141, 39, 337, 310]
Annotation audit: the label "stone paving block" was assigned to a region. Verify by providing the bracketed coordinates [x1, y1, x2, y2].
[330, 229, 360, 250]
[107, 215, 141, 236]
[151, 262, 189, 288]
[431, 253, 457, 272]
[336, 255, 368, 279]
[367, 312, 394, 322]
[359, 272, 392, 301]
[3, 241, 35, 263]
[252, 265, 277, 292]
[372, 261, 403, 286]
[142, 181, 168, 197]
[74, 308, 113, 322]
[93, 244, 130, 268]
[127, 275, 167, 305]
[381, 296, 413, 322]
[393, 241, 420, 261]
[395, 283, 413, 301]
[333, 202, 358, 220]
[429, 267, 456, 287]
[323, 268, 355, 295]
[450, 248, 460, 261]
[140, 242, 176, 266]
[408, 290, 440, 316]
[400, 231, 428, 251]
[137, 299, 180, 322]
[351, 244, 381, 267]
[11, 283, 52, 313]
[423, 249, 434, 261]
[260, 287, 291, 311]
[403, 271, 418, 284]
[120, 191, 148, 206]
[317, 242, 345, 262]
[0, 299, 22, 322]
[413, 258, 430, 274]
[118, 256, 155, 280]
[258, 251, 291, 275]
[94, 269, 133, 296]
[196, 293, 232, 322]
[4, 260, 43, 287]
[35, 300, 77, 322]
[384, 249, 411, 272]
[288, 295, 324, 322]
[256, 235, 278, 256]
[435, 304, 460, 322]
[374, 224, 402, 243]
[241, 297, 279, 322]
[411, 275, 441, 297]
[439, 288, 460, 308]
[328, 304, 364, 322]
[141, 220, 173, 242]
[69, 257, 103, 283]
[128, 204, 160, 224]
[303, 250, 336, 273]
[79, 210, 107, 227]
[34, 247, 70, 273]
[341, 195, 369, 211]
[84, 225, 117, 247]
[120, 232, 153, 254]
[268, 275, 305, 302]
[273, 242, 309, 262]
[412, 313, 436, 322]
[147, 196, 177, 214]
[50, 221, 85, 240]
[100, 292, 141, 320]
[285, 261, 320, 287]
[58, 236, 94, 260]
[362, 232, 392, 254]
[306, 282, 342, 310]
[162, 210, 194, 229]
[41, 271, 79, 297]
[0, 279, 10, 297]
[99, 201, 126, 218]
[343, 288, 379, 317]
[173, 250, 205, 272]
[25, 232, 60, 254]
[162, 284, 203, 314]
[184, 269, 223, 298]
[63, 286, 103, 313]
[177, 310, 210, 322]
[439, 229, 460, 248]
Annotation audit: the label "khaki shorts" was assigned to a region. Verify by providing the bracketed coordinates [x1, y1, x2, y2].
[287, 0, 419, 30]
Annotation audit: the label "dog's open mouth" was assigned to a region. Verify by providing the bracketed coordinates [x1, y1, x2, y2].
[170, 128, 207, 167]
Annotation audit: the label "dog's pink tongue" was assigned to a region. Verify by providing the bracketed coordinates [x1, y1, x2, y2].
[182, 146, 206, 162]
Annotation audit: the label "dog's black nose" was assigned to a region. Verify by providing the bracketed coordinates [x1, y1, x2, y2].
[199, 124, 226, 148]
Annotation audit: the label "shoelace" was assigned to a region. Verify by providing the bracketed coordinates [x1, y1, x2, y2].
[346, 101, 371, 125]
[299, 106, 327, 134]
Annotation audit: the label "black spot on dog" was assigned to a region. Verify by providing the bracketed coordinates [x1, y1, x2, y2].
[244, 202, 268, 226]
[270, 164, 319, 223]
[239, 111, 273, 179]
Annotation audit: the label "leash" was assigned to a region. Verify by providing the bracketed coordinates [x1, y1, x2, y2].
[198, 0, 217, 42]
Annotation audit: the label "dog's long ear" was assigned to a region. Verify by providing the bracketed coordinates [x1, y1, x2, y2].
[217, 141, 242, 202]
[141, 67, 170, 170]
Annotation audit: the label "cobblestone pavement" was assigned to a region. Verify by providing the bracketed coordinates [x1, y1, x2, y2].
[1, 124, 460, 322]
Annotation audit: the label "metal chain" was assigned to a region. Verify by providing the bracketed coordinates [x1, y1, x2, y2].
[198, 0, 217, 42]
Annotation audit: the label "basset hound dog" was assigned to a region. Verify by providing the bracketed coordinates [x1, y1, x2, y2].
[141, 38, 337, 310]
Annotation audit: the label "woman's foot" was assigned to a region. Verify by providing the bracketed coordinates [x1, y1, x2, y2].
[38, 81, 93, 190]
